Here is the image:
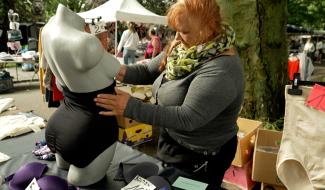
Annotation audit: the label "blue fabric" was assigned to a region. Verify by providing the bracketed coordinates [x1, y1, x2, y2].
[123, 49, 136, 65]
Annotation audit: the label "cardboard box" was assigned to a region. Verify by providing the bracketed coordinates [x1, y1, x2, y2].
[115, 85, 154, 128]
[223, 160, 255, 190]
[117, 85, 153, 103]
[261, 182, 287, 190]
[116, 116, 139, 128]
[232, 118, 262, 167]
[118, 123, 152, 146]
[252, 128, 283, 186]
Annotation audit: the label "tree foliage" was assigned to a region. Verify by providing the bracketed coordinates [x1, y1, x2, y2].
[288, 0, 325, 30]
[0, 0, 33, 23]
[137, 0, 176, 16]
[43, 0, 88, 21]
[0, 0, 90, 25]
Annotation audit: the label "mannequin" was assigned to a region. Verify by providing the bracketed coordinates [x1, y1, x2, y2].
[7, 9, 22, 51]
[8, 9, 20, 30]
[41, 4, 120, 186]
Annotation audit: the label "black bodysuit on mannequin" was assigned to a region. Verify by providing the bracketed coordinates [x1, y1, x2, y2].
[46, 83, 118, 168]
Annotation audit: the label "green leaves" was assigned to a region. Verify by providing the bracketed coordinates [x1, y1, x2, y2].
[43, 0, 89, 21]
[137, 0, 176, 15]
[288, 0, 325, 30]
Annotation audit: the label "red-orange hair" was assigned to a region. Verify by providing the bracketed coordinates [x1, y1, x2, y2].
[167, 0, 222, 37]
[159, 0, 223, 71]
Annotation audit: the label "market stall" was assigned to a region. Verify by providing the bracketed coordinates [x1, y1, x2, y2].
[78, 0, 167, 55]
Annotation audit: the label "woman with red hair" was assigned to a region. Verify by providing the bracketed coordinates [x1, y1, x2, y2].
[96, 0, 244, 188]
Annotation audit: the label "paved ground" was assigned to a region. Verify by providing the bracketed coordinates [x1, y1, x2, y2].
[310, 64, 325, 81]
[0, 67, 56, 120]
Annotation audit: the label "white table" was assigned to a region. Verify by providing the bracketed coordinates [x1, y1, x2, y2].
[0, 57, 38, 83]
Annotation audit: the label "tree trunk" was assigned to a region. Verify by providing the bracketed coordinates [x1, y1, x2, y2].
[218, 0, 288, 122]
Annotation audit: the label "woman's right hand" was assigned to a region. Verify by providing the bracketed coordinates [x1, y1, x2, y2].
[116, 64, 126, 82]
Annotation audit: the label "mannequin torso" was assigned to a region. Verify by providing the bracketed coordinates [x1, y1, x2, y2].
[42, 4, 120, 93]
[41, 5, 119, 185]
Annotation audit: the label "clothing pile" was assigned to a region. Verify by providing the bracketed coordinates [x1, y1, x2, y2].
[0, 52, 14, 61]
[0, 97, 15, 113]
[0, 112, 46, 140]
[32, 140, 55, 161]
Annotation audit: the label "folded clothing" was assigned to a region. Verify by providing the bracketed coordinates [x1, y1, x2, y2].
[0, 112, 46, 140]
[0, 97, 15, 113]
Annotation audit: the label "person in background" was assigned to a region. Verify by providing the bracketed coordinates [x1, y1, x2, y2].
[95, 0, 244, 189]
[117, 22, 140, 65]
[144, 27, 161, 59]
[315, 38, 323, 63]
[106, 23, 115, 54]
[304, 37, 315, 60]
[322, 39, 325, 64]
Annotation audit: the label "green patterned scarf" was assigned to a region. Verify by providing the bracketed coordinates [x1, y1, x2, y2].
[166, 23, 236, 80]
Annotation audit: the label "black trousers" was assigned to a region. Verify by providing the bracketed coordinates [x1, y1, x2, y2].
[157, 128, 237, 190]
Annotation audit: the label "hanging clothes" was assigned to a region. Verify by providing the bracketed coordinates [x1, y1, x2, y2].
[51, 76, 64, 102]
[288, 54, 300, 80]
[38, 27, 46, 98]
[297, 52, 314, 81]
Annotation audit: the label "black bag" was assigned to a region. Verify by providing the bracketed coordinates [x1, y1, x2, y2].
[0, 70, 14, 93]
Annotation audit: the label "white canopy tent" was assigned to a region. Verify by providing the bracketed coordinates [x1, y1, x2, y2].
[78, 0, 167, 57]
[78, 0, 167, 25]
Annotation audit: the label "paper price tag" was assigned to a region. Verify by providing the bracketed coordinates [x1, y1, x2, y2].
[25, 178, 40, 190]
[121, 175, 156, 190]
[89, 21, 107, 35]
[172, 176, 208, 190]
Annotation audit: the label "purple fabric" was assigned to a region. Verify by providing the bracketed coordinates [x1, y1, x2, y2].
[37, 175, 77, 190]
[6, 162, 48, 190]
[5, 162, 77, 190]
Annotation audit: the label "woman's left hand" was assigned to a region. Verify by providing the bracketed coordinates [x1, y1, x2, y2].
[94, 88, 131, 116]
